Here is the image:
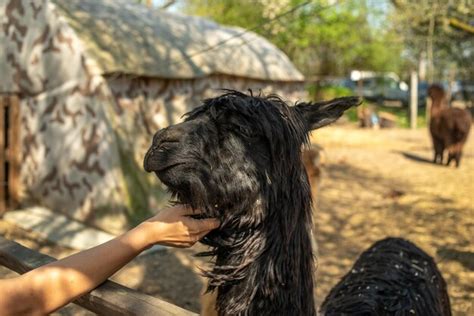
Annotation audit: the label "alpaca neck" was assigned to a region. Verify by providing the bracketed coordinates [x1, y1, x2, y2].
[430, 97, 447, 118]
[214, 190, 316, 316]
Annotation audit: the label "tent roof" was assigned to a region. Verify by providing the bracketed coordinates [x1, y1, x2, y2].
[52, 0, 304, 82]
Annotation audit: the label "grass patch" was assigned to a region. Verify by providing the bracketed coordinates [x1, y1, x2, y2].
[345, 101, 427, 128]
[377, 105, 427, 128]
[307, 85, 353, 101]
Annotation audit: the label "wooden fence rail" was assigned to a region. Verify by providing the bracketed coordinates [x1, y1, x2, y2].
[0, 236, 197, 316]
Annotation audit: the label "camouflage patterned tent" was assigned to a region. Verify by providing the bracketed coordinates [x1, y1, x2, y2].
[0, 0, 305, 233]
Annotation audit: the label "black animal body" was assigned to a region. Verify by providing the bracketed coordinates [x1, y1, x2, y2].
[320, 237, 452, 316]
[144, 91, 360, 316]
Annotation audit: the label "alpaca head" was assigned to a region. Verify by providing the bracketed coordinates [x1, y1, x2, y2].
[428, 84, 447, 109]
[144, 91, 360, 315]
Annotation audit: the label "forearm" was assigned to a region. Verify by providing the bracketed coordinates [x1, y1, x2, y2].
[2, 224, 151, 315]
[0, 205, 219, 315]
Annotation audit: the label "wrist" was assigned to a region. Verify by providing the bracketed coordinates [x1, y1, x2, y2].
[126, 223, 155, 251]
[136, 220, 166, 248]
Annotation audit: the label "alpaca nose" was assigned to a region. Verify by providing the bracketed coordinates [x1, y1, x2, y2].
[144, 124, 187, 172]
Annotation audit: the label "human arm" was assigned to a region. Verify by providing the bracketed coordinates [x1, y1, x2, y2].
[0, 205, 219, 315]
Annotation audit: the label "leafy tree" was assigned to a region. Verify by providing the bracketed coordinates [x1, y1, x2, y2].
[183, 0, 405, 78]
[390, 0, 473, 81]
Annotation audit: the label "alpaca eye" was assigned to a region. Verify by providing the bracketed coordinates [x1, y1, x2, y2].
[235, 125, 255, 138]
[239, 126, 251, 136]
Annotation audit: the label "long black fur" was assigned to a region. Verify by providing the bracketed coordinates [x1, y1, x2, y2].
[320, 237, 452, 316]
[144, 91, 359, 316]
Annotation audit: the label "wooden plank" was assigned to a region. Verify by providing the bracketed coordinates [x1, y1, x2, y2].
[0, 96, 5, 214]
[8, 95, 20, 209]
[0, 236, 197, 316]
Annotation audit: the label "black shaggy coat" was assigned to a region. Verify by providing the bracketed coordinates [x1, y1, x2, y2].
[144, 91, 360, 316]
[320, 237, 452, 316]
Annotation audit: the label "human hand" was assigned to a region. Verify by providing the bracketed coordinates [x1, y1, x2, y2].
[140, 205, 220, 248]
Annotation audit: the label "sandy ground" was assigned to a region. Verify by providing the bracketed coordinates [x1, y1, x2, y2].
[312, 125, 473, 315]
[0, 123, 472, 315]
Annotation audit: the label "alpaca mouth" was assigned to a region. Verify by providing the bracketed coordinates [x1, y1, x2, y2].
[154, 162, 185, 173]
[143, 147, 185, 172]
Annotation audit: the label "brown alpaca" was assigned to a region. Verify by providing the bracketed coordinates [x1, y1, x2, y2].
[302, 145, 323, 201]
[429, 84, 472, 167]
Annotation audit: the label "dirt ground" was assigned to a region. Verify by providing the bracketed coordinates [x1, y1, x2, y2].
[312, 125, 473, 315]
[1, 123, 472, 315]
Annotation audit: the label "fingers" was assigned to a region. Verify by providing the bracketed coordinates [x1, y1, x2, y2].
[180, 217, 220, 245]
[175, 205, 204, 216]
[193, 218, 220, 242]
[175, 206, 220, 232]
[186, 217, 220, 233]
[173, 205, 193, 215]
[198, 218, 221, 231]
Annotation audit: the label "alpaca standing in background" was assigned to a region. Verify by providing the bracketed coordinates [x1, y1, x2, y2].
[302, 144, 324, 203]
[144, 91, 360, 315]
[429, 84, 472, 167]
[320, 237, 452, 316]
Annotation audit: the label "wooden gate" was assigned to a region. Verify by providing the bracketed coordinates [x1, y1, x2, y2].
[0, 95, 20, 214]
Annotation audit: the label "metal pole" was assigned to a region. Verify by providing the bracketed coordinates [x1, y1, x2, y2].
[410, 71, 418, 130]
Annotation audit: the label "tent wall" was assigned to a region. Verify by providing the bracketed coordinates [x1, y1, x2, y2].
[1, 0, 129, 233]
[106, 74, 306, 161]
[0, 0, 307, 234]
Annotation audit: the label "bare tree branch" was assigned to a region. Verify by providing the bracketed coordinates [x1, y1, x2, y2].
[160, 0, 176, 10]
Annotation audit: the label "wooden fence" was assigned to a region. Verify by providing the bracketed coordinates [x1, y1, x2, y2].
[0, 236, 197, 316]
[0, 95, 21, 214]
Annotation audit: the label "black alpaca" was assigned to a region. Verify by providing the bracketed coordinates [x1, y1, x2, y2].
[144, 91, 360, 315]
[320, 237, 452, 316]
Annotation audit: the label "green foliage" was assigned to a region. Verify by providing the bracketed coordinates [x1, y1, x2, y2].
[345, 106, 359, 123]
[378, 106, 427, 128]
[307, 85, 353, 100]
[184, 0, 405, 77]
[390, 0, 473, 81]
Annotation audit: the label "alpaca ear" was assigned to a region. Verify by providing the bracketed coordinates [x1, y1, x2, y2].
[295, 96, 361, 131]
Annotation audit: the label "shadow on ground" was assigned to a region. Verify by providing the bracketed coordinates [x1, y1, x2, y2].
[398, 151, 435, 164]
[437, 248, 474, 271]
[315, 158, 472, 314]
[113, 246, 209, 313]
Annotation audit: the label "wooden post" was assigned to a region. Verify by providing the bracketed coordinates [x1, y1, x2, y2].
[8, 95, 20, 209]
[426, 96, 432, 126]
[410, 71, 418, 130]
[0, 97, 5, 214]
[0, 236, 197, 316]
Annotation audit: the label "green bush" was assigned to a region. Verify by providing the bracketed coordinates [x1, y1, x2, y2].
[307, 85, 353, 101]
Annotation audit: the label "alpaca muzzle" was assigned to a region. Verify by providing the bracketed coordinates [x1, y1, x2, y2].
[143, 146, 160, 172]
[143, 142, 183, 172]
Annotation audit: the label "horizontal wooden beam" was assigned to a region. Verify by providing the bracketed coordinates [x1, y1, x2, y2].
[0, 236, 197, 316]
